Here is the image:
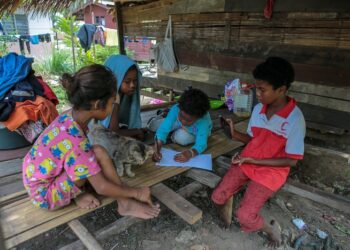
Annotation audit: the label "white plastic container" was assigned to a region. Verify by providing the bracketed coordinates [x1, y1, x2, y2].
[224, 79, 253, 117]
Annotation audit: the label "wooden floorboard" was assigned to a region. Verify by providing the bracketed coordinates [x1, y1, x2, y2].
[0, 146, 31, 162]
[0, 159, 23, 178]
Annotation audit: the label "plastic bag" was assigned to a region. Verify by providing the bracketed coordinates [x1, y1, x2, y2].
[224, 78, 253, 117]
[150, 16, 178, 73]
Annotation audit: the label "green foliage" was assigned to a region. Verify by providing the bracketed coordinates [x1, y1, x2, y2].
[33, 49, 73, 76]
[52, 16, 79, 47]
[48, 83, 69, 113]
[0, 42, 8, 57]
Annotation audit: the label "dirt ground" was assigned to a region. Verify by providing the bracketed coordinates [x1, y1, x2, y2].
[16, 172, 350, 250]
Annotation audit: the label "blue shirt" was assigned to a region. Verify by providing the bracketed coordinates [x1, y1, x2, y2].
[156, 104, 212, 154]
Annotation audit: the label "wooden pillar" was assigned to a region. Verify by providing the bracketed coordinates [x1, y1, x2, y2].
[115, 2, 126, 55]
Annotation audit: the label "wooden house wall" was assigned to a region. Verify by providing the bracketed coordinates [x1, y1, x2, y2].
[121, 0, 350, 132]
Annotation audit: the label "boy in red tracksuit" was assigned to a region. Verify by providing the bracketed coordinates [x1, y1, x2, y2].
[212, 57, 305, 247]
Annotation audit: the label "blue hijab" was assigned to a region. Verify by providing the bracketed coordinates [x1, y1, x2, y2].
[100, 55, 142, 129]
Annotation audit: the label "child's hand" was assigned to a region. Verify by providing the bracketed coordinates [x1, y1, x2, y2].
[231, 154, 253, 166]
[174, 150, 192, 162]
[136, 187, 154, 206]
[152, 140, 162, 162]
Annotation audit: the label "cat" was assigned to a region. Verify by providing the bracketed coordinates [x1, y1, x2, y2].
[88, 124, 154, 178]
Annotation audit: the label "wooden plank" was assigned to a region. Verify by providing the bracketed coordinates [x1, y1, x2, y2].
[289, 91, 350, 113]
[224, 0, 350, 12]
[0, 174, 24, 197]
[67, 220, 103, 250]
[1, 129, 242, 248]
[0, 146, 30, 162]
[169, 0, 225, 14]
[0, 190, 27, 207]
[298, 103, 350, 130]
[140, 89, 171, 101]
[0, 158, 22, 178]
[60, 181, 204, 250]
[174, 50, 350, 87]
[185, 169, 221, 189]
[151, 183, 202, 224]
[282, 180, 350, 214]
[140, 101, 176, 111]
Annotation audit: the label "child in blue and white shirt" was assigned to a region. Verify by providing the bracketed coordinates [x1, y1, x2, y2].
[152, 88, 212, 163]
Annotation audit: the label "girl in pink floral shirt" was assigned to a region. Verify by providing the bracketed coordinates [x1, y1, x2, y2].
[23, 64, 160, 219]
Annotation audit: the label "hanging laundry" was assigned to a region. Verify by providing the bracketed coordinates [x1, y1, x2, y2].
[142, 37, 149, 45]
[38, 34, 45, 43]
[0, 22, 4, 35]
[105, 28, 118, 46]
[19, 35, 31, 55]
[264, 0, 274, 19]
[77, 24, 97, 52]
[44, 33, 51, 43]
[30, 35, 39, 45]
[94, 26, 106, 46]
[2, 95, 58, 131]
[0, 53, 33, 100]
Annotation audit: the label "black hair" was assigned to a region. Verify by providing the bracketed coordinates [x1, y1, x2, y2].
[178, 87, 210, 118]
[61, 64, 117, 110]
[253, 57, 295, 90]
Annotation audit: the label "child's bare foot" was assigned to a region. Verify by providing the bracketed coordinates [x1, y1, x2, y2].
[262, 220, 282, 248]
[117, 198, 160, 219]
[74, 193, 100, 209]
[215, 197, 233, 228]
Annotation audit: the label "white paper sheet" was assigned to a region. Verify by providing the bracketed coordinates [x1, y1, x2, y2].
[156, 148, 212, 171]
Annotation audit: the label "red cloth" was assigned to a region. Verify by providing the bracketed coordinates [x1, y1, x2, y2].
[3, 96, 58, 131]
[36, 76, 59, 105]
[264, 0, 274, 19]
[212, 165, 274, 232]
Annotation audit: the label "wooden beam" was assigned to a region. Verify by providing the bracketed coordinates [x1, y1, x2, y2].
[282, 180, 350, 215]
[140, 101, 176, 111]
[60, 181, 204, 250]
[185, 169, 221, 189]
[174, 50, 350, 87]
[225, 0, 350, 12]
[140, 89, 171, 101]
[67, 220, 103, 250]
[115, 3, 125, 55]
[151, 183, 202, 225]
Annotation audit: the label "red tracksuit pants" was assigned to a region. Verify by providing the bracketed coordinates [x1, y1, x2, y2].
[211, 164, 274, 232]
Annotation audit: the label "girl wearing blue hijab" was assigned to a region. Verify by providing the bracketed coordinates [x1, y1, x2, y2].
[101, 55, 146, 140]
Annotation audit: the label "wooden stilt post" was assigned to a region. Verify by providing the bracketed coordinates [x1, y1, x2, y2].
[115, 2, 126, 55]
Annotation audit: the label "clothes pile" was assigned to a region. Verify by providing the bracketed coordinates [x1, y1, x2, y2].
[0, 53, 59, 143]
